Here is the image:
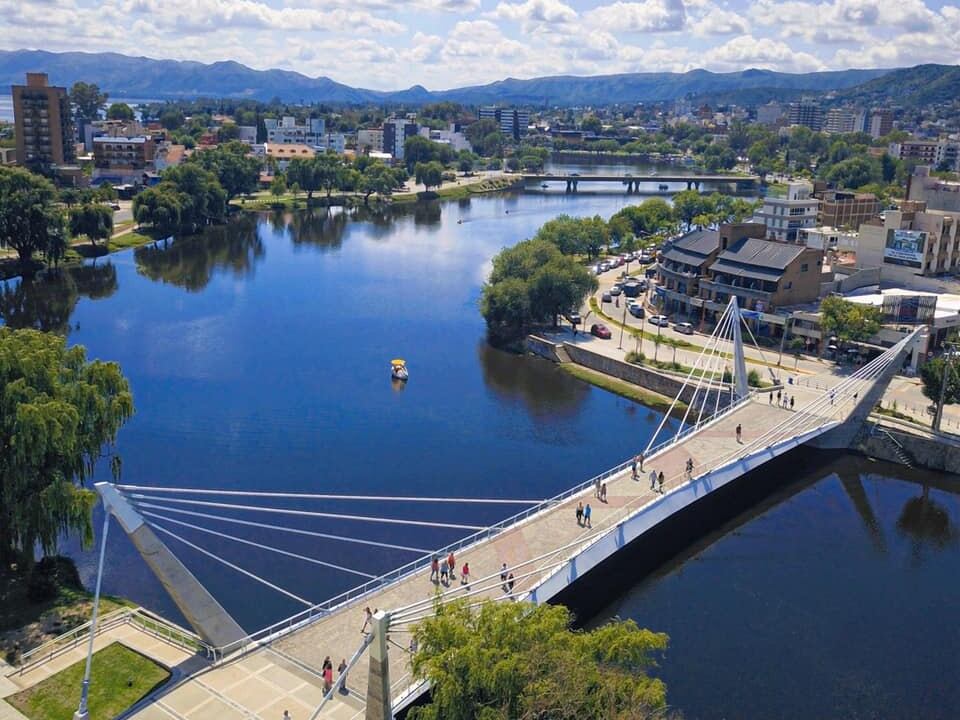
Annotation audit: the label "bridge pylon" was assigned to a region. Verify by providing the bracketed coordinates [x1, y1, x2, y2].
[365, 610, 393, 720]
[728, 296, 750, 400]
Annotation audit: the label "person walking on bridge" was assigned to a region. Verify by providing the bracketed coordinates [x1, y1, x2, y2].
[447, 551, 456, 581]
[594, 476, 602, 498]
[337, 658, 348, 694]
[685, 457, 694, 481]
[461, 562, 470, 588]
[430, 556, 439, 583]
[584, 503, 592, 528]
[736, 423, 742, 443]
[631, 455, 638, 481]
[500, 563, 509, 593]
[658, 470, 665, 493]
[576, 501, 584, 526]
[650, 468, 658, 491]
[600, 482, 607, 503]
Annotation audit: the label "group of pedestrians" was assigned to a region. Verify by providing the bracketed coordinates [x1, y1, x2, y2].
[575, 500, 593, 527]
[429, 551, 469, 587]
[648, 469, 665, 493]
[770, 389, 795, 411]
[500, 562, 515, 597]
[593, 477, 607, 503]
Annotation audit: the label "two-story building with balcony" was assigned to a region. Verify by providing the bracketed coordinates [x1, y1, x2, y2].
[92, 136, 156, 185]
[701, 236, 826, 314]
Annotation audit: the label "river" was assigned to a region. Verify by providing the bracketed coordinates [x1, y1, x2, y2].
[2, 180, 957, 718]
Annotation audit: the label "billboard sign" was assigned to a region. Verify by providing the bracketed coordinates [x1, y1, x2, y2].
[881, 294, 937, 324]
[883, 229, 926, 268]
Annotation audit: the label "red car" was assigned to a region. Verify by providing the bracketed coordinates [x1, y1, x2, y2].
[590, 323, 612, 339]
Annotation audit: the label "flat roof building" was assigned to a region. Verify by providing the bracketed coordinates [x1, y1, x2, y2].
[12, 72, 75, 169]
[814, 189, 881, 230]
[757, 182, 819, 243]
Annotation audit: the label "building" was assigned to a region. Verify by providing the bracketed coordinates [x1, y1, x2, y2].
[418, 123, 472, 153]
[0, 147, 15, 165]
[83, 119, 145, 152]
[814, 189, 881, 230]
[357, 129, 384, 154]
[92, 136, 156, 184]
[264, 143, 315, 171]
[856, 205, 960, 284]
[237, 126, 257, 145]
[701, 234, 826, 312]
[787, 100, 823, 131]
[799, 226, 860, 252]
[824, 108, 859, 134]
[867, 109, 893, 139]
[323, 133, 346, 154]
[153, 143, 186, 172]
[906, 166, 960, 212]
[264, 117, 326, 146]
[756, 102, 784, 126]
[889, 139, 960, 171]
[383, 118, 418, 161]
[756, 182, 819, 242]
[12, 72, 75, 168]
[478, 106, 529, 140]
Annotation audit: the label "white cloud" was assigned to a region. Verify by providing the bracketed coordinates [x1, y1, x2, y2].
[705, 35, 825, 73]
[585, 0, 686, 33]
[692, 7, 749, 36]
[491, 0, 579, 33]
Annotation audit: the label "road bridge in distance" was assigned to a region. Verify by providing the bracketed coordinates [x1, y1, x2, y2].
[28, 299, 919, 720]
[520, 173, 760, 193]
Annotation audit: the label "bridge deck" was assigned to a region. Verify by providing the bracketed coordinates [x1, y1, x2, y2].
[129, 378, 851, 720]
[522, 174, 758, 183]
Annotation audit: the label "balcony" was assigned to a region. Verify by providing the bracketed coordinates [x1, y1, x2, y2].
[700, 278, 773, 303]
[657, 262, 700, 283]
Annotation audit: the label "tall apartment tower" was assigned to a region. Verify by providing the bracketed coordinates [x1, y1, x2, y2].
[478, 106, 529, 141]
[787, 100, 823, 131]
[868, 109, 893, 139]
[12, 72, 75, 168]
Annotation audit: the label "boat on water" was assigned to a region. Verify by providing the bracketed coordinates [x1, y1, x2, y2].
[391, 358, 409, 381]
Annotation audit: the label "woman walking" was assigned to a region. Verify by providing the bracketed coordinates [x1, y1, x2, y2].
[322, 656, 333, 694]
[461, 562, 470, 587]
[658, 470, 665, 493]
[576, 501, 584, 526]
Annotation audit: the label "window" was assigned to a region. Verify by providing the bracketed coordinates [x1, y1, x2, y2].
[801, 263, 809, 272]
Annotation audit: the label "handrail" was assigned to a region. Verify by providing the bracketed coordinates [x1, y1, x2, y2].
[9, 608, 131, 675]
[216, 395, 753, 656]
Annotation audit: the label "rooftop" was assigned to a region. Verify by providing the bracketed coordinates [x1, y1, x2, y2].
[714, 237, 806, 270]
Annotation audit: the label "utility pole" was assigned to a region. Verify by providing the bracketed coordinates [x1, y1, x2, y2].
[933, 342, 956, 432]
[73, 511, 110, 720]
[777, 315, 793, 367]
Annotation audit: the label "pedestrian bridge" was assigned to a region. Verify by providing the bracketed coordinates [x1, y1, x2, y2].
[83, 299, 919, 720]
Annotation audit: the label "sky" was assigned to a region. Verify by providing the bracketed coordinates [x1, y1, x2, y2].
[3, 0, 960, 90]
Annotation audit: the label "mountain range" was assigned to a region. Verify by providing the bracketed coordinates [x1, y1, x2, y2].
[0, 49, 947, 107]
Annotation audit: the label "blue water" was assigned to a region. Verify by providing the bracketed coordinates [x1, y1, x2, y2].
[596, 456, 960, 719]
[1, 190, 675, 630]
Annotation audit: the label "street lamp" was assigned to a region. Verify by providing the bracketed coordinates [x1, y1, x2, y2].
[73, 509, 111, 720]
[618, 259, 631, 349]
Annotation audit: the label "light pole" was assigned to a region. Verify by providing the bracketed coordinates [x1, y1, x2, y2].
[73, 509, 111, 720]
[777, 315, 794, 367]
[654, 320, 662, 363]
[618, 260, 631, 349]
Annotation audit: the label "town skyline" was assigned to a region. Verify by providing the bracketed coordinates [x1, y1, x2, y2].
[2, 0, 959, 91]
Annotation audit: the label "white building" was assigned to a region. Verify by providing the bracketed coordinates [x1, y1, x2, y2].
[856, 207, 960, 288]
[799, 226, 859, 252]
[824, 108, 858, 134]
[756, 182, 819, 243]
[357, 129, 384, 153]
[237, 125, 257, 144]
[418, 124, 472, 153]
[478, 107, 529, 140]
[264, 117, 326, 146]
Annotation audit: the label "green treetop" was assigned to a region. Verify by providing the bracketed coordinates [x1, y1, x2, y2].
[408, 599, 669, 720]
[0, 328, 134, 565]
[0, 166, 69, 267]
[819, 296, 882, 346]
[106, 102, 135, 121]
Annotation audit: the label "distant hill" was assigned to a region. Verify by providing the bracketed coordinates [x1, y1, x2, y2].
[835, 64, 960, 107]
[0, 49, 900, 106]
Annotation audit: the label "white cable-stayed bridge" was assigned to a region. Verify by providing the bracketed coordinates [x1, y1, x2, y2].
[57, 298, 922, 720]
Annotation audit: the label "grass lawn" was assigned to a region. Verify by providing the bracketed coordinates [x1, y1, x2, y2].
[560, 363, 687, 416]
[8, 643, 170, 720]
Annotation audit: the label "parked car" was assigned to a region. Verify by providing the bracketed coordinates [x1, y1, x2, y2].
[110, 203, 121, 211]
[591, 323, 612, 339]
[591, 265, 600, 275]
[601, 292, 612, 303]
[628, 303, 645, 319]
[674, 322, 695, 335]
[599, 261, 611, 272]
[609, 285, 622, 296]
[567, 312, 582, 325]
[649, 314, 670, 327]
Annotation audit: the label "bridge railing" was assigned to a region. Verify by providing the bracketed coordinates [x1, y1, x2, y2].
[216, 394, 754, 657]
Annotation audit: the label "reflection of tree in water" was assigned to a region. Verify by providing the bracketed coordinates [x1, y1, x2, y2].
[477, 340, 588, 419]
[134, 215, 264, 292]
[413, 200, 442, 227]
[288, 208, 348, 251]
[896, 484, 955, 557]
[0, 262, 118, 335]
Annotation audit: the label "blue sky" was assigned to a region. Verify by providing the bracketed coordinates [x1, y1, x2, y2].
[3, 0, 959, 89]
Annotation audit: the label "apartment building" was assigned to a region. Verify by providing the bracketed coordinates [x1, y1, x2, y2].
[418, 123, 472, 153]
[701, 235, 826, 313]
[815, 189, 881, 230]
[92, 136, 156, 184]
[889, 139, 960, 171]
[12, 72, 75, 168]
[824, 108, 859, 134]
[857, 205, 960, 283]
[264, 117, 326, 146]
[787, 100, 823, 131]
[478, 106, 530, 140]
[756, 182, 819, 242]
[756, 102, 784, 126]
[383, 119, 418, 161]
[906, 166, 960, 212]
[357, 129, 384, 154]
[867, 109, 893, 139]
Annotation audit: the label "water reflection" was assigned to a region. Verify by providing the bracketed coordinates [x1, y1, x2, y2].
[134, 215, 264, 291]
[288, 208, 348, 251]
[0, 262, 118, 334]
[477, 340, 589, 420]
[897, 483, 956, 553]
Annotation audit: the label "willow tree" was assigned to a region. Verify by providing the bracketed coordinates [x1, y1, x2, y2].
[409, 600, 670, 720]
[0, 328, 134, 565]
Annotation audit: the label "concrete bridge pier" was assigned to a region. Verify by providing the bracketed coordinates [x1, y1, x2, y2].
[565, 179, 579, 193]
[365, 611, 393, 720]
[624, 179, 635, 193]
[686, 180, 701, 191]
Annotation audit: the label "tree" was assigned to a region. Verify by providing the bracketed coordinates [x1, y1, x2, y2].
[270, 174, 287, 201]
[69, 203, 114, 248]
[465, 119, 503, 157]
[408, 599, 669, 720]
[133, 185, 183, 238]
[359, 162, 396, 204]
[189, 141, 261, 200]
[160, 164, 226, 230]
[0, 166, 67, 266]
[819, 296, 882, 347]
[287, 158, 321, 202]
[415, 161, 445, 192]
[314, 152, 344, 199]
[825, 156, 881, 190]
[0, 328, 134, 565]
[672, 189, 708, 229]
[69, 81, 108, 121]
[106, 102, 135, 121]
[580, 114, 603, 133]
[159, 108, 185, 131]
[920, 357, 960, 405]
